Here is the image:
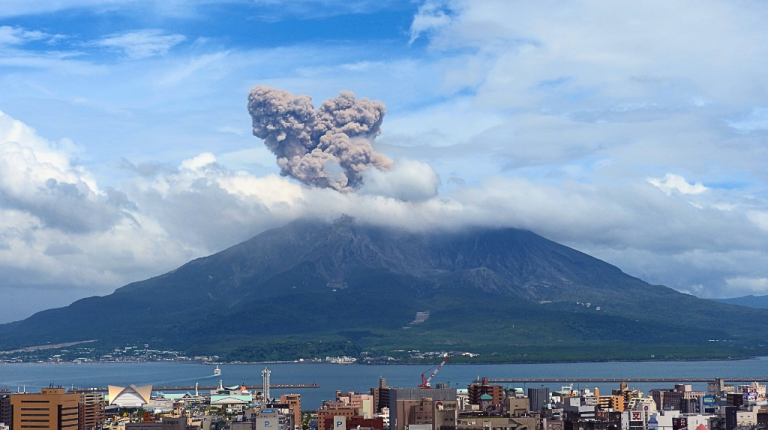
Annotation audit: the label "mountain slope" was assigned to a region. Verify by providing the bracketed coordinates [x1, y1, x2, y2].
[1, 216, 766, 362]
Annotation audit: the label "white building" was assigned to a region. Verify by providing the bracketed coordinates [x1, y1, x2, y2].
[108, 385, 152, 408]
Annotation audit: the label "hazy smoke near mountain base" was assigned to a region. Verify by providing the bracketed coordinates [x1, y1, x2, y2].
[247, 86, 393, 192]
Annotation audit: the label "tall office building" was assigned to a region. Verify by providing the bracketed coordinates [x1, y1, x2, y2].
[527, 388, 549, 413]
[78, 393, 104, 430]
[370, 379, 389, 414]
[1, 394, 12, 430]
[11, 387, 80, 430]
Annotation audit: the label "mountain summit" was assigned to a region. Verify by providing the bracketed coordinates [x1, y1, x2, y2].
[1, 216, 765, 362]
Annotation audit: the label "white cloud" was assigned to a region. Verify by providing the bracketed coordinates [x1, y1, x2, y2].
[648, 173, 708, 196]
[747, 211, 768, 232]
[725, 277, 768, 295]
[0, 111, 205, 319]
[409, 1, 453, 45]
[180, 152, 217, 170]
[92, 29, 186, 59]
[359, 159, 441, 202]
[0, 26, 48, 45]
[0, 26, 99, 73]
[419, 0, 768, 112]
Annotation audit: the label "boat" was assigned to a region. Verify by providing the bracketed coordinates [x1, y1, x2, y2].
[214, 365, 221, 376]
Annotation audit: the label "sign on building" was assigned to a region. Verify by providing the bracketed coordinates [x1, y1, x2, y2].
[672, 417, 688, 430]
[256, 417, 276, 430]
[333, 416, 347, 430]
[743, 391, 759, 404]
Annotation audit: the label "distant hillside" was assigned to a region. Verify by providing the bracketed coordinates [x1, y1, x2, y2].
[713, 295, 768, 309]
[1, 215, 767, 362]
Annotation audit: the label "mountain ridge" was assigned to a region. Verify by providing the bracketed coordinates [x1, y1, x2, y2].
[713, 294, 768, 309]
[1, 216, 766, 362]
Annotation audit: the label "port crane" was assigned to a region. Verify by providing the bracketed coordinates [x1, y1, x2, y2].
[419, 355, 449, 388]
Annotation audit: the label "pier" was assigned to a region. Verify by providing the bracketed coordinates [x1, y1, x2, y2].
[71, 383, 319, 393]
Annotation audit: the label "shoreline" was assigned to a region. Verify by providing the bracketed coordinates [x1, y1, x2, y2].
[2, 355, 765, 366]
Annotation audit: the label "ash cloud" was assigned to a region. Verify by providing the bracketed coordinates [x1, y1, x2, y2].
[247, 86, 393, 192]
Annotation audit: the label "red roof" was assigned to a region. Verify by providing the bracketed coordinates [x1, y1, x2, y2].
[695, 424, 708, 430]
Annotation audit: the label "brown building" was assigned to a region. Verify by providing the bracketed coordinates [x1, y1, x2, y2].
[370, 379, 389, 414]
[11, 387, 80, 430]
[506, 398, 529, 418]
[596, 396, 624, 412]
[317, 408, 355, 430]
[394, 398, 460, 430]
[468, 379, 504, 406]
[612, 382, 640, 410]
[280, 394, 301, 430]
[78, 393, 104, 430]
[409, 399, 432, 426]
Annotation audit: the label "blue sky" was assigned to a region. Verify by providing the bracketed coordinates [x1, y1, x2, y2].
[2, 0, 768, 322]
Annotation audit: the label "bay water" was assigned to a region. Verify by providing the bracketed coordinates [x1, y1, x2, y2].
[3, 358, 768, 409]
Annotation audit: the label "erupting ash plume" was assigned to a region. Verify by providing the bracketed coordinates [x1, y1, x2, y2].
[247, 86, 394, 192]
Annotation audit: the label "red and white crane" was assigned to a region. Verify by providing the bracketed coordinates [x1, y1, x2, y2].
[419, 355, 449, 388]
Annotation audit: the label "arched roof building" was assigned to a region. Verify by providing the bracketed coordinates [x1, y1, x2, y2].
[108, 385, 153, 408]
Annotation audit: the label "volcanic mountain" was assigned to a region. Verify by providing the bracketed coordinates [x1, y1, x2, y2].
[1, 215, 765, 362]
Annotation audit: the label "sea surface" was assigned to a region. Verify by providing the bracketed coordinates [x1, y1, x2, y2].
[3, 358, 768, 409]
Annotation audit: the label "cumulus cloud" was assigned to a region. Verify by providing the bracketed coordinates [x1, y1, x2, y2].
[359, 159, 440, 201]
[92, 29, 186, 59]
[0, 112, 205, 320]
[0, 112, 125, 233]
[648, 173, 708, 196]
